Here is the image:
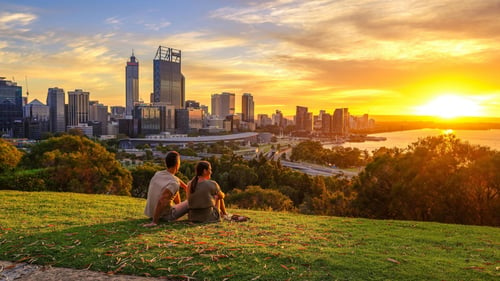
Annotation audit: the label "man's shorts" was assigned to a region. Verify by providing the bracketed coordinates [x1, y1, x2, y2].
[160, 200, 189, 221]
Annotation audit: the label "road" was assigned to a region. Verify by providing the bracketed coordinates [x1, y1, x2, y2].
[280, 160, 359, 178]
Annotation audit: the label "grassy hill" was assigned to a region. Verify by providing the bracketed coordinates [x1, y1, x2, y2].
[0, 190, 498, 280]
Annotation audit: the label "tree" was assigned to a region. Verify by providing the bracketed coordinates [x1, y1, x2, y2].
[353, 135, 500, 226]
[21, 135, 132, 195]
[130, 163, 163, 198]
[0, 139, 23, 173]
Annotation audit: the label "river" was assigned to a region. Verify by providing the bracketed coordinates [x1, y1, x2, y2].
[323, 129, 500, 152]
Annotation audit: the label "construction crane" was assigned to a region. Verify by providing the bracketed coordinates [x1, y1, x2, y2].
[25, 75, 29, 100]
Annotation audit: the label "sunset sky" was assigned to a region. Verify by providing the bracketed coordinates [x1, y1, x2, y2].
[1, 0, 499, 118]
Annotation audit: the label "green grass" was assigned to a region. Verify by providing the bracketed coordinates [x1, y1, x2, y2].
[0, 191, 498, 280]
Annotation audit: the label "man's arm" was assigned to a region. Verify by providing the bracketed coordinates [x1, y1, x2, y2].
[144, 188, 173, 227]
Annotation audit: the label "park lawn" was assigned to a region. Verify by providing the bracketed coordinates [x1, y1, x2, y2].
[0, 190, 498, 280]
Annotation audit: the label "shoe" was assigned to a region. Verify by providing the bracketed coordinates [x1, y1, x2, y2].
[223, 214, 232, 221]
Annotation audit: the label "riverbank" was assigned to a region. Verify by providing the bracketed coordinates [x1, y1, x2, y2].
[324, 128, 500, 152]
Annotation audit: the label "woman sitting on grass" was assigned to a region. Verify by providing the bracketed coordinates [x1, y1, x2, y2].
[187, 160, 230, 223]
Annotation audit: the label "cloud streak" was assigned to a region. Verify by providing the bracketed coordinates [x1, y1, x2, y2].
[1, 0, 499, 117]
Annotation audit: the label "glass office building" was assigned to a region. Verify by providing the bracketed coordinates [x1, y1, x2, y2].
[0, 77, 23, 137]
[47, 87, 66, 133]
[153, 46, 185, 110]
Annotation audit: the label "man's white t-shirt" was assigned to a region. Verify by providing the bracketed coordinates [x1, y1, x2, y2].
[144, 170, 180, 218]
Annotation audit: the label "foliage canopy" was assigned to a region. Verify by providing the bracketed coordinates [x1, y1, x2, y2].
[20, 135, 132, 195]
[0, 138, 23, 173]
[354, 134, 500, 226]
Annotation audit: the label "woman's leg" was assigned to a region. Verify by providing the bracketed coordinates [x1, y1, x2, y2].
[214, 195, 227, 216]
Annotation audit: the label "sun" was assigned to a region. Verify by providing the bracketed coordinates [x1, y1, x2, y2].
[415, 94, 483, 119]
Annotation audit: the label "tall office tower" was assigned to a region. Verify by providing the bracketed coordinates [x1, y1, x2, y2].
[242, 93, 254, 122]
[125, 52, 139, 118]
[68, 89, 89, 126]
[211, 94, 221, 117]
[222, 92, 235, 116]
[211, 92, 235, 118]
[89, 101, 109, 135]
[333, 108, 349, 135]
[0, 77, 23, 137]
[153, 46, 185, 109]
[295, 106, 312, 132]
[343, 108, 350, 135]
[24, 99, 50, 139]
[273, 110, 284, 128]
[321, 113, 332, 134]
[47, 87, 66, 133]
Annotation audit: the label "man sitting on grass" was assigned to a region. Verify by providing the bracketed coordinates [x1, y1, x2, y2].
[143, 151, 188, 227]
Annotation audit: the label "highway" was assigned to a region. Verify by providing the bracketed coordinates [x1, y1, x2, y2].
[280, 160, 359, 178]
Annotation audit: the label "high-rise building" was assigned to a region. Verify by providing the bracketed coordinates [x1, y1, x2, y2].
[185, 100, 200, 109]
[68, 89, 89, 126]
[24, 99, 50, 140]
[211, 92, 235, 118]
[257, 114, 272, 127]
[125, 52, 139, 118]
[47, 87, 66, 133]
[333, 108, 349, 135]
[0, 77, 23, 137]
[110, 106, 125, 120]
[295, 106, 312, 132]
[24, 99, 49, 120]
[134, 105, 163, 135]
[321, 113, 332, 134]
[272, 110, 284, 128]
[153, 46, 185, 109]
[211, 94, 221, 117]
[89, 101, 109, 135]
[242, 93, 254, 123]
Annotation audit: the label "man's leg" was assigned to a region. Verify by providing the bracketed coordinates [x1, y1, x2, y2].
[170, 200, 189, 220]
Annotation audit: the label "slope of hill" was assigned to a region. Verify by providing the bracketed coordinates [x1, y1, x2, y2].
[0, 191, 498, 280]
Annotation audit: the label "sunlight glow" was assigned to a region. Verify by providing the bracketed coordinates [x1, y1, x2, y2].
[416, 94, 483, 119]
[442, 129, 454, 135]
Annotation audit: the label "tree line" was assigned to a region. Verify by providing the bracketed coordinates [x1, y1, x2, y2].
[0, 133, 498, 226]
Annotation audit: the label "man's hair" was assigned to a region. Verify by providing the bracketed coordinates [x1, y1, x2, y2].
[165, 151, 180, 168]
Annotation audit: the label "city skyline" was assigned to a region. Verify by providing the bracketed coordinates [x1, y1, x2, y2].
[1, 0, 500, 118]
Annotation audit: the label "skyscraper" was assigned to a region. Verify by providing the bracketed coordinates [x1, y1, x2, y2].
[125, 52, 139, 118]
[211, 92, 235, 118]
[89, 101, 109, 135]
[24, 99, 50, 139]
[0, 77, 23, 137]
[68, 89, 89, 126]
[242, 93, 254, 122]
[211, 94, 221, 117]
[153, 46, 185, 109]
[295, 106, 312, 132]
[333, 108, 349, 135]
[47, 87, 66, 133]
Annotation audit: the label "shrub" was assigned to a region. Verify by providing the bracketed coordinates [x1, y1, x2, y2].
[226, 185, 295, 212]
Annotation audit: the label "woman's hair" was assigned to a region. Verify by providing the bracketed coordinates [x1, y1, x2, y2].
[190, 161, 210, 194]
